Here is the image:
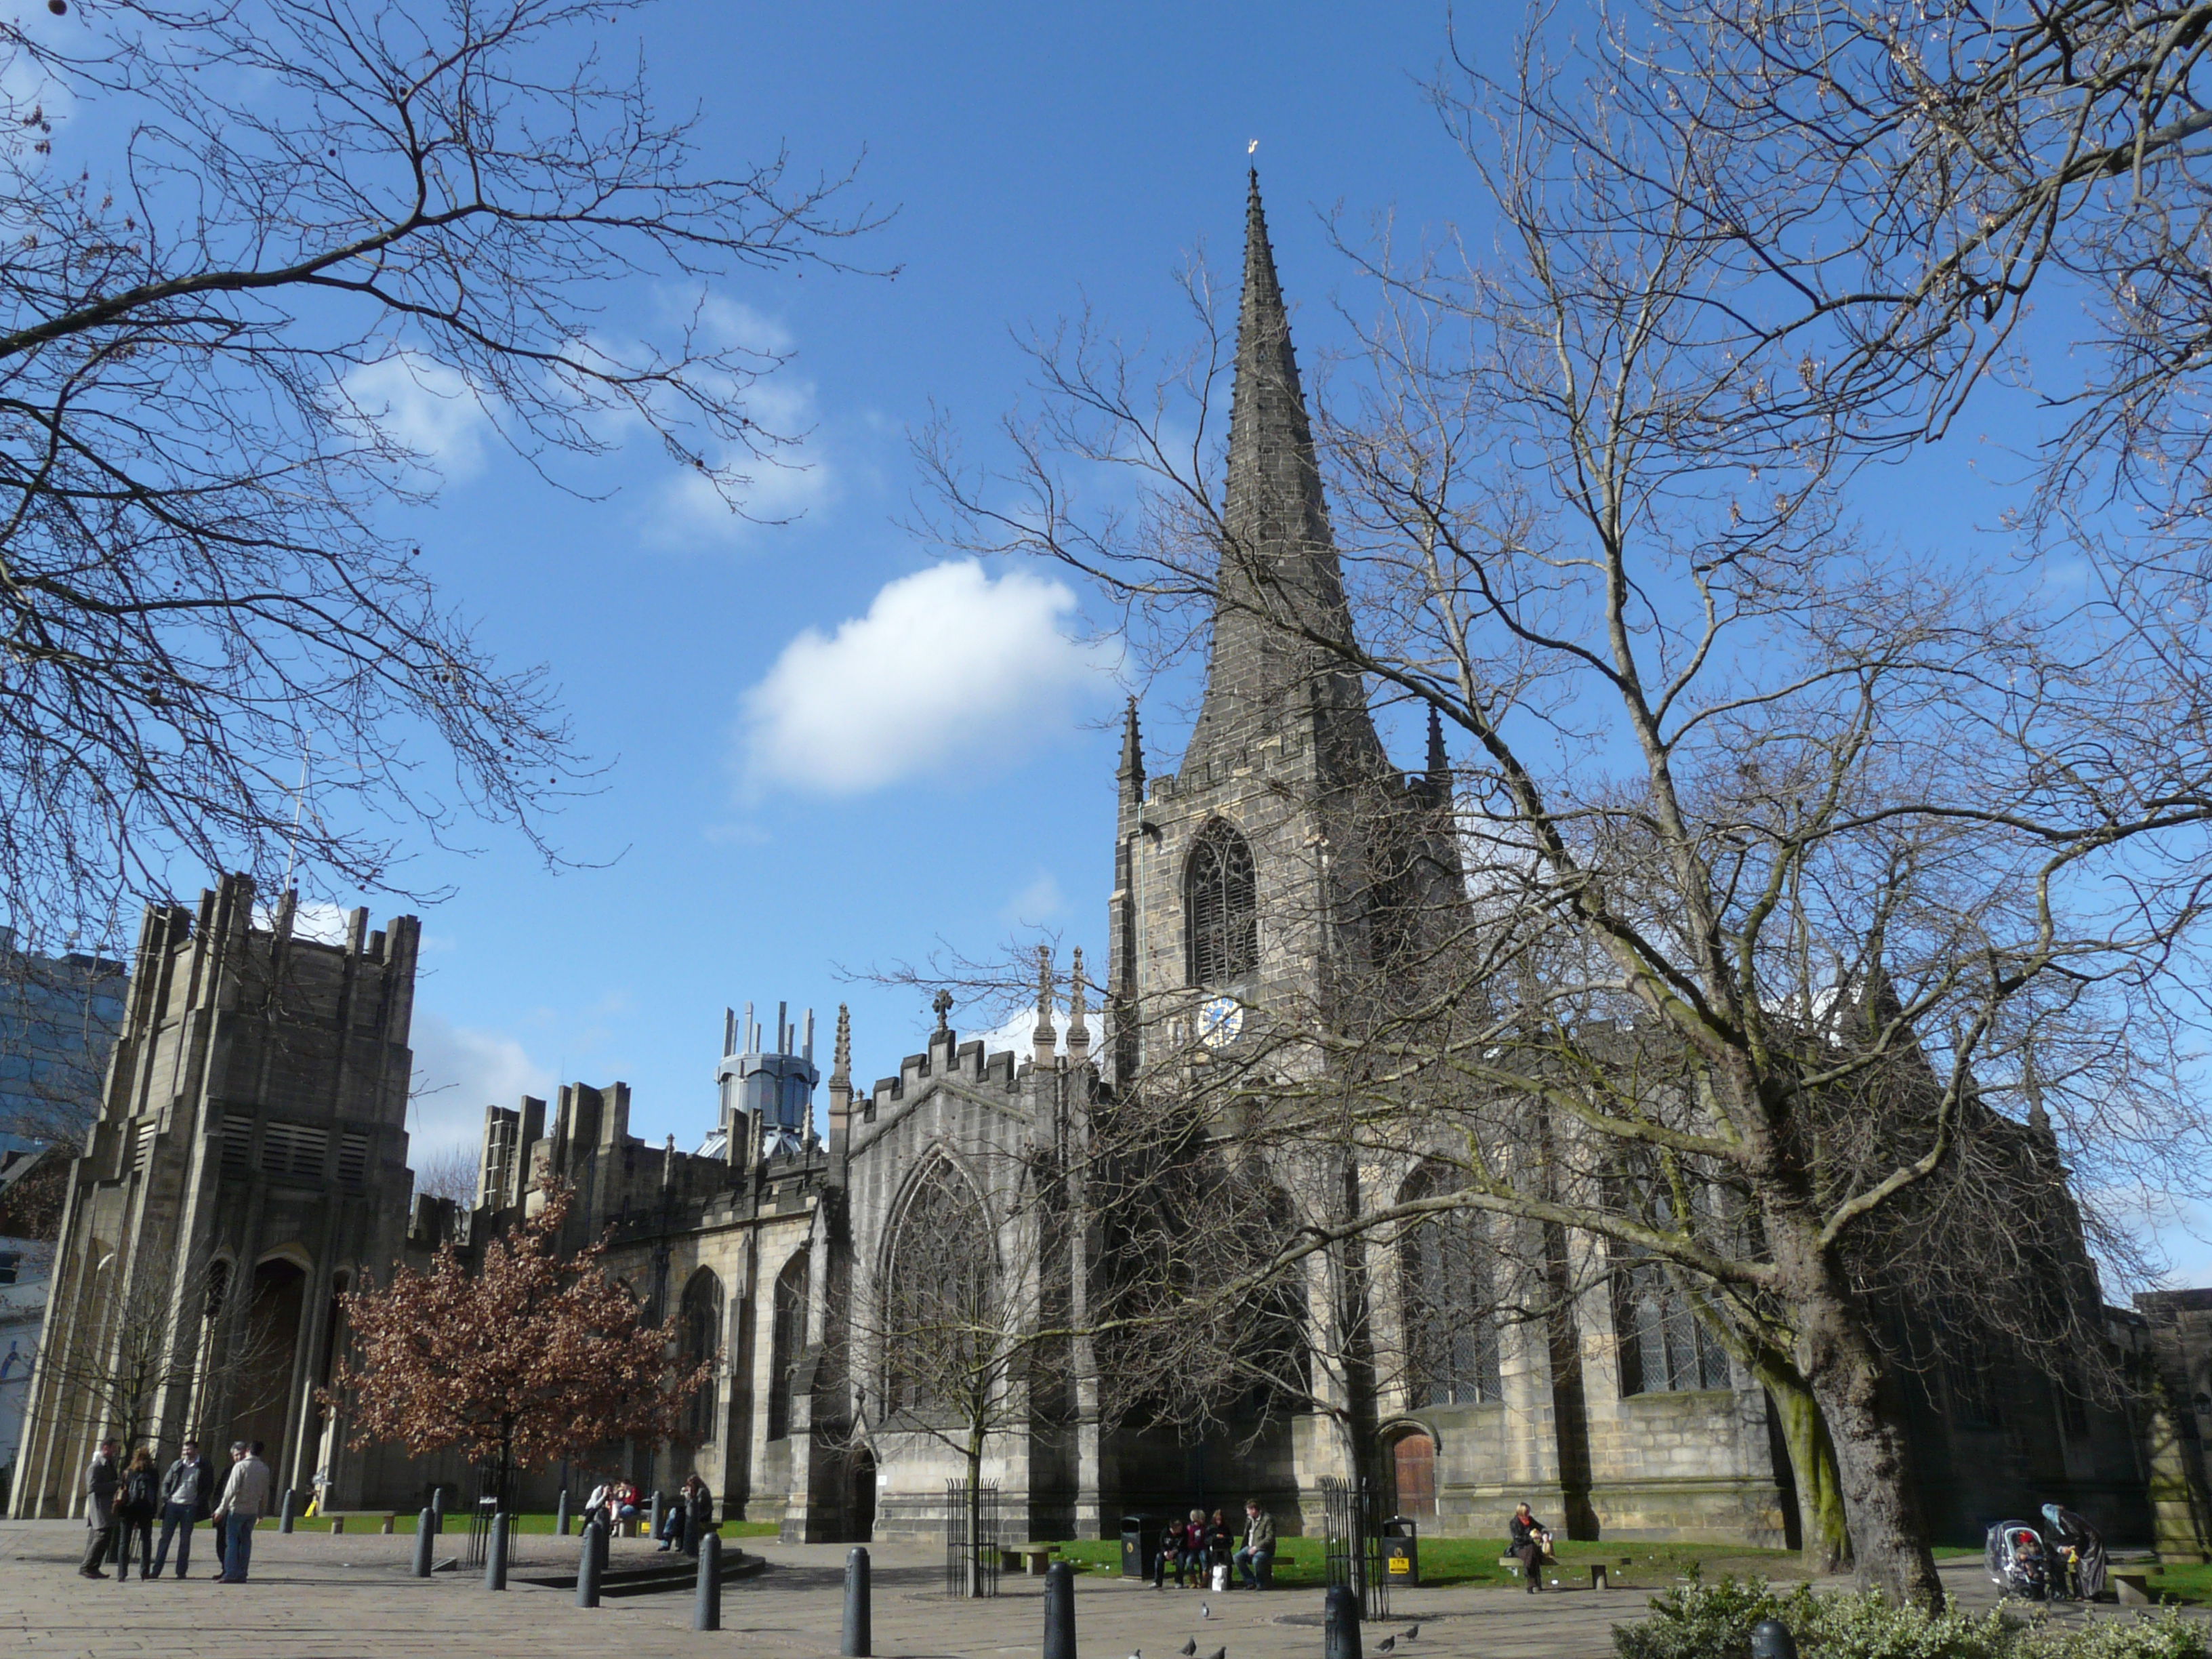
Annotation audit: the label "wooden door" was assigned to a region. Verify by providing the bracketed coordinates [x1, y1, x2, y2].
[1392, 1432, 1437, 1518]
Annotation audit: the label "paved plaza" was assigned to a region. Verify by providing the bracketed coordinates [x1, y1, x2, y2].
[0, 1522, 2190, 1659]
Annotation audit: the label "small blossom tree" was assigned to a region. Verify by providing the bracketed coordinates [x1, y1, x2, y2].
[323, 1185, 712, 1493]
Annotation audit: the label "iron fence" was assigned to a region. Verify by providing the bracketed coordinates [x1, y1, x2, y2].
[943, 1479, 1002, 1598]
[465, 1454, 518, 1570]
[1320, 1475, 1389, 1621]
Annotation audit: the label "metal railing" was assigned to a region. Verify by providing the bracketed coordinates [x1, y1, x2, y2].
[1320, 1475, 1389, 1621]
[944, 1479, 1002, 1598]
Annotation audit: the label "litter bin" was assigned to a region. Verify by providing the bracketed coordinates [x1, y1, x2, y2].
[1382, 1516, 1420, 1587]
[1121, 1515, 1154, 1580]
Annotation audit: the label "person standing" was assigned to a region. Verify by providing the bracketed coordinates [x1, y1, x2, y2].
[211, 1439, 274, 1583]
[115, 1448, 161, 1580]
[152, 1440, 216, 1579]
[78, 1437, 121, 1578]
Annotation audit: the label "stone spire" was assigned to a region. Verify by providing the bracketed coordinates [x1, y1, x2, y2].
[1118, 697, 1145, 790]
[1032, 943, 1058, 1057]
[1426, 701, 1450, 798]
[1065, 947, 1091, 1064]
[824, 1002, 855, 1168]
[827, 1003, 853, 1114]
[1182, 170, 1380, 775]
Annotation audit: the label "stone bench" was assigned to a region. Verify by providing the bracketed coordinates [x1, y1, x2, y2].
[1000, 1544, 1058, 1575]
[2113, 1572, 2152, 1605]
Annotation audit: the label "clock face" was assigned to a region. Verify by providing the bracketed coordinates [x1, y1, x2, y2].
[1199, 996, 1244, 1048]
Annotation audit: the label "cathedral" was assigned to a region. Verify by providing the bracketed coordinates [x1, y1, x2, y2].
[9, 178, 2198, 1557]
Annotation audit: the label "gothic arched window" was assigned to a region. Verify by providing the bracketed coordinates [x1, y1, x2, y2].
[1185, 821, 1258, 986]
[882, 1157, 996, 1415]
[1397, 1166, 1504, 1406]
[681, 1269, 722, 1443]
[766, 1249, 809, 1441]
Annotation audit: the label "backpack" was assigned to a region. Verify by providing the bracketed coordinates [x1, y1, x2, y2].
[125, 1467, 159, 1514]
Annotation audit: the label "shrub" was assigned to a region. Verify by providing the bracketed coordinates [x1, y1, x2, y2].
[1614, 1574, 2207, 1659]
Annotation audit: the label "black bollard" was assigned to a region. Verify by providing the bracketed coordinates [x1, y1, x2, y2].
[844, 1546, 874, 1657]
[431, 1488, 446, 1532]
[411, 1509, 435, 1578]
[577, 1523, 605, 1608]
[557, 1490, 571, 1537]
[684, 1506, 701, 1559]
[279, 1488, 296, 1534]
[486, 1512, 509, 1591]
[1324, 1586, 1363, 1659]
[694, 1532, 722, 1631]
[1751, 1622, 1799, 1659]
[651, 1488, 664, 1545]
[1042, 1560, 1076, 1659]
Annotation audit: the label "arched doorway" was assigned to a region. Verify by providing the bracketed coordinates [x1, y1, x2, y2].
[232, 1258, 306, 1462]
[1390, 1430, 1437, 1520]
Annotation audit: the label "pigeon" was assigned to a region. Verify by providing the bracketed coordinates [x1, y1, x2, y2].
[1205, 1647, 1226, 1659]
[1378, 1640, 1396, 1654]
[1182, 1641, 1197, 1655]
[1404, 1629, 1420, 1643]
[1200, 1603, 1212, 1620]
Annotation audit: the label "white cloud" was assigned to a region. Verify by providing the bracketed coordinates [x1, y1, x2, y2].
[342, 352, 495, 479]
[739, 560, 1114, 795]
[251, 900, 356, 945]
[649, 298, 831, 540]
[1002, 872, 1066, 925]
[405, 1010, 556, 1162]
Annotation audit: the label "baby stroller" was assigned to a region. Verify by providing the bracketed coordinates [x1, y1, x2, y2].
[1986, 1520, 2050, 1600]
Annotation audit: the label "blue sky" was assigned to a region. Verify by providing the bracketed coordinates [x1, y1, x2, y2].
[187, 1, 2208, 1287]
[369, 1, 1484, 1168]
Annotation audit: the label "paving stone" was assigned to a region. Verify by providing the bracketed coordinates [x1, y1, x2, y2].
[2, 1524, 2204, 1659]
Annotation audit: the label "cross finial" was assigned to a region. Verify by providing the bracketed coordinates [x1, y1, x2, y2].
[932, 989, 954, 1032]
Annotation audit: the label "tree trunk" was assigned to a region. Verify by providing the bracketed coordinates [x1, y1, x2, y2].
[1755, 1355, 1852, 1576]
[966, 1432, 985, 1599]
[1786, 1264, 1943, 1610]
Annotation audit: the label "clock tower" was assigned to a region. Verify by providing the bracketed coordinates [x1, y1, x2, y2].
[1104, 171, 1455, 1084]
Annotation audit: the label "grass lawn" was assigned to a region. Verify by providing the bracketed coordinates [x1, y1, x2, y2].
[2144, 1562, 2212, 1605]
[292, 1512, 779, 1539]
[1042, 1536, 1804, 1591]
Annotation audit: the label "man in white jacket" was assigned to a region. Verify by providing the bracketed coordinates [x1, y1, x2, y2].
[211, 1441, 274, 1584]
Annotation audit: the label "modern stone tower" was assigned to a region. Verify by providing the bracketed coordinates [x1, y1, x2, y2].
[8, 875, 419, 1517]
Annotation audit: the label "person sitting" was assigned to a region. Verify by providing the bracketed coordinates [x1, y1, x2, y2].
[1178, 1510, 1210, 1588]
[1509, 1502, 1552, 1594]
[1153, 1517, 1187, 1589]
[655, 1483, 687, 1551]
[1207, 1509, 1233, 1583]
[1233, 1499, 1275, 1590]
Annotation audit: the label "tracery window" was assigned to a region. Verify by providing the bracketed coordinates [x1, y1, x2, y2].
[1398, 1167, 1504, 1406]
[1614, 1260, 1732, 1394]
[766, 1249, 808, 1441]
[682, 1269, 722, 1443]
[882, 1157, 996, 1414]
[1185, 821, 1258, 985]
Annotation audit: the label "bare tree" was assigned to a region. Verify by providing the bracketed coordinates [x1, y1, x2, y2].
[918, 37, 2212, 1602]
[832, 986, 1075, 1601]
[32, 1250, 281, 1453]
[410, 1146, 480, 1210]
[0, 0, 878, 955]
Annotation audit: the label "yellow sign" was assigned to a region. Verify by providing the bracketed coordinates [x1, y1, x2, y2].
[1388, 1557, 1410, 1574]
